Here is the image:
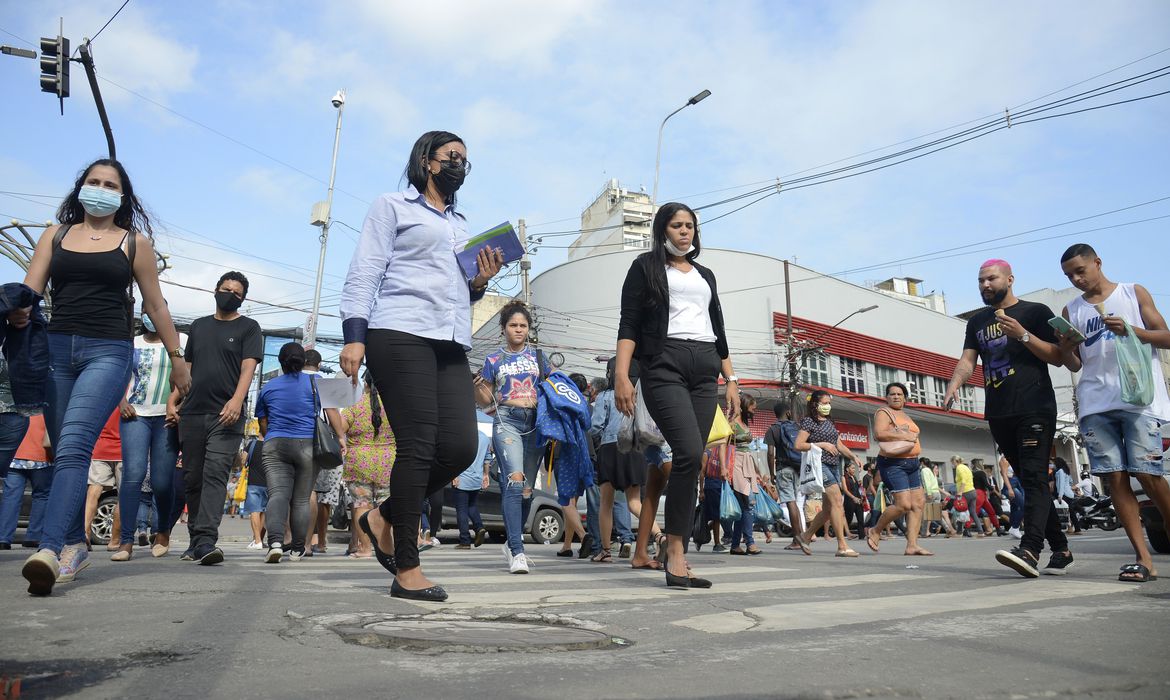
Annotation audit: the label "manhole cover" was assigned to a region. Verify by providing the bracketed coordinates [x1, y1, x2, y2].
[333, 617, 623, 652]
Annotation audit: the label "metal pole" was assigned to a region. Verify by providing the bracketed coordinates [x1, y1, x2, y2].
[518, 218, 531, 306]
[652, 104, 686, 207]
[77, 40, 115, 159]
[307, 90, 345, 347]
[784, 259, 798, 409]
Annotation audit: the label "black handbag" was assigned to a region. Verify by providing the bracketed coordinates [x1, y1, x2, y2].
[691, 502, 711, 546]
[310, 375, 343, 469]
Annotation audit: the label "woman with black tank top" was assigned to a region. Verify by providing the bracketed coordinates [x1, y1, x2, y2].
[12, 159, 190, 596]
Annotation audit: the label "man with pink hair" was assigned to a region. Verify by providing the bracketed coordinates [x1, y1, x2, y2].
[945, 258, 1073, 577]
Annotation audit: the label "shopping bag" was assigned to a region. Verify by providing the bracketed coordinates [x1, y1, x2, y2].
[708, 406, 732, 445]
[633, 381, 666, 449]
[1117, 320, 1155, 406]
[719, 481, 741, 521]
[691, 503, 711, 546]
[754, 490, 777, 526]
[798, 444, 825, 496]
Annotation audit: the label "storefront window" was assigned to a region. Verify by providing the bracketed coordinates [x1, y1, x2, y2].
[839, 357, 866, 395]
[801, 353, 829, 389]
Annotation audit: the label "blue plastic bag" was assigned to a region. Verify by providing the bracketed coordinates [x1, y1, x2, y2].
[754, 489, 780, 526]
[719, 481, 741, 521]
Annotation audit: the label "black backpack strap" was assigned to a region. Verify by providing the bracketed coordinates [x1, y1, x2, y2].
[536, 348, 549, 382]
[124, 231, 137, 334]
[51, 223, 71, 250]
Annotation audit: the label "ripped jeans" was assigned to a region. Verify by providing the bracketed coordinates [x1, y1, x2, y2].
[494, 406, 542, 556]
[1081, 410, 1165, 476]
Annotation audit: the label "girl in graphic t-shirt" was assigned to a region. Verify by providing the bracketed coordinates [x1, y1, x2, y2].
[474, 302, 546, 574]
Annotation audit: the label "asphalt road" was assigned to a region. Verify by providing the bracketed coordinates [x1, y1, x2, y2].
[2, 518, 1168, 700]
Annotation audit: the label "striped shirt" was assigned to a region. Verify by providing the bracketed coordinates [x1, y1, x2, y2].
[126, 334, 186, 417]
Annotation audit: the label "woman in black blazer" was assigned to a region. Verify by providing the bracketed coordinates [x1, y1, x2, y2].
[614, 202, 740, 588]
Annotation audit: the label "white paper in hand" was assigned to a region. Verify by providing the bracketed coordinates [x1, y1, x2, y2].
[315, 376, 362, 409]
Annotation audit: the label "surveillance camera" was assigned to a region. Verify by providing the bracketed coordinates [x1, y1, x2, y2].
[331, 90, 345, 108]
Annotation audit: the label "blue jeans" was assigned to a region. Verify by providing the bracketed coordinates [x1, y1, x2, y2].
[731, 491, 756, 548]
[494, 406, 542, 556]
[0, 466, 53, 543]
[585, 483, 634, 552]
[453, 488, 483, 545]
[0, 413, 30, 480]
[1081, 410, 1165, 475]
[1008, 476, 1025, 529]
[135, 498, 156, 534]
[119, 415, 179, 543]
[42, 333, 132, 553]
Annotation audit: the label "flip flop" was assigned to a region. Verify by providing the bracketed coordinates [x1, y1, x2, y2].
[347, 552, 374, 559]
[784, 542, 804, 551]
[865, 533, 880, 553]
[905, 549, 934, 556]
[835, 549, 860, 558]
[794, 536, 813, 556]
[631, 561, 662, 570]
[1119, 563, 1157, 582]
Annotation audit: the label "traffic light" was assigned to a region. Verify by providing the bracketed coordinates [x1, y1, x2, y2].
[39, 34, 69, 103]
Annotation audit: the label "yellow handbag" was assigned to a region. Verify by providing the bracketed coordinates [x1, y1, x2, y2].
[707, 407, 733, 445]
[233, 467, 249, 502]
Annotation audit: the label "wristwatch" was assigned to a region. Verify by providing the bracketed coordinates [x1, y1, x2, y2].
[1020, 332, 1031, 344]
[726, 375, 738, 384]
[167, 348, 183, 358]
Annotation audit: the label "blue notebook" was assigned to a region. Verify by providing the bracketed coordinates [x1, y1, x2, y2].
[456, 221, 524, 280]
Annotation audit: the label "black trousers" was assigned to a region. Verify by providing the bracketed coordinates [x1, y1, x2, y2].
[641, 340, 720, 537]
[366, 329, 478, 571]
[179, 413, 245, 552]
[988, 412, 1067, 556]
[843, 497, 866, 535]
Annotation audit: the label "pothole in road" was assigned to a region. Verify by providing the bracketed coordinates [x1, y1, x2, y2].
[303, 611, 630, 653]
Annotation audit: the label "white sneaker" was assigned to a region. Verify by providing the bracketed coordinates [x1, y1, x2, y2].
[247, 540, 264, 550]
[502, 543, 513, 566]
[1009, 528, 1023, 540]
[265, 544, 283, 563]
[509, 553, 530, 574]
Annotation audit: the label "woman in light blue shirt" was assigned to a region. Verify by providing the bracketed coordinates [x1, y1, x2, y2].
[339, 131, 503, 603]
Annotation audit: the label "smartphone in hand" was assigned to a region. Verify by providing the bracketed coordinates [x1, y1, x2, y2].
[1047, 316, 1086, 344]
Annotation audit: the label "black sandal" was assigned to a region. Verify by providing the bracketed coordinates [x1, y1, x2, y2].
[591, 549, 612, 563]
[1119, 563, 1157, 582]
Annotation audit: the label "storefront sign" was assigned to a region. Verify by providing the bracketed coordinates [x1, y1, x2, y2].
[834, 421, 870, 450]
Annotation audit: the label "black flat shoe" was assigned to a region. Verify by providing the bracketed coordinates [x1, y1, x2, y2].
[556, 549, 574, 557]
[665, 568, 713, 589]
[390, 578, 448, 602]
[359, 510, 397, 575]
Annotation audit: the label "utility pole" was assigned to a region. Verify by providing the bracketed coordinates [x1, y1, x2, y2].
[307, 89, 346, 348]
[518, 217, 531, 307]
[76, 39, 116, 158]
[783, 259, 801, 414]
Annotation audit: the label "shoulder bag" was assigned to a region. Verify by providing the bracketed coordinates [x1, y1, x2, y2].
[876, 408, 916, 456]
[310, 375, 343, 469]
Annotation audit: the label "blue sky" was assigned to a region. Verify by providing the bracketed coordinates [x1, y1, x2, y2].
[2, 1, 1168, 363]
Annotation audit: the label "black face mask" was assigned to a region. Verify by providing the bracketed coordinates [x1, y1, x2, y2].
[215, 290, 243, 313]
[432, 160, 466, 197]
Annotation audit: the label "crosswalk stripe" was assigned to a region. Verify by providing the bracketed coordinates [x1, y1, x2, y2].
[429, 572, 930, 609]
[672, 579, 1132, 634]
[241, 565, 796, 582]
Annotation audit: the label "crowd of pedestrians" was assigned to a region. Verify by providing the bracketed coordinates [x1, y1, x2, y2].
[1, 142, 1167, 601]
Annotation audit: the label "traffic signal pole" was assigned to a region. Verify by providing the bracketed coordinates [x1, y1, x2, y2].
[76, 40, 116, 159]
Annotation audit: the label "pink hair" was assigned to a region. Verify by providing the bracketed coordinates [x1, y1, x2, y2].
[980, 258, 1012, 274]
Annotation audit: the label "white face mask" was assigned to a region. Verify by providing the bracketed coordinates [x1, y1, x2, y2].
[664, 239, 693, 257]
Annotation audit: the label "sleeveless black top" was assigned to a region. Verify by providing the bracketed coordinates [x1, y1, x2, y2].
[48, 233, 133, 340]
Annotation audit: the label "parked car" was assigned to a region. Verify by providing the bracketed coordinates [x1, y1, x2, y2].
[438, 459, 566, 544]
[436, 412, 566, 544]
[14, 483, 118, 546]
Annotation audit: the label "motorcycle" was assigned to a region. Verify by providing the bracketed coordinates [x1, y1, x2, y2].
[1070, 494, 1120, 532]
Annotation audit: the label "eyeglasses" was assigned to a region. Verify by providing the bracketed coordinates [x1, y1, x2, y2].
[432, 150, 472, 173]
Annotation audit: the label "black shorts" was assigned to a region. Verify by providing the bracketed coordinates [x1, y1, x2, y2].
[596, 443, 646, 490]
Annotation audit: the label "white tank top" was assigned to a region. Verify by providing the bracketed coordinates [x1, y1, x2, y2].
[665, 266, 716, 342]
[1066, 283, 1170, 420]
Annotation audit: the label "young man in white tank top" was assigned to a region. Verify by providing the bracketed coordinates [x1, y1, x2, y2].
[1059, 243, 1170, 583]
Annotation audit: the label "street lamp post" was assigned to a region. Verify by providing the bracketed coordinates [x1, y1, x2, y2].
[307, 89, 346, 348]
[785, 304, 879, 411]
[652, 88, 711, 207]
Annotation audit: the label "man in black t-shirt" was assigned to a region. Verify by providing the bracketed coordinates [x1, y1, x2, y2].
[178, 272, 263, 564]
[945, 259, 1072, 578]
[763, 400, 804, 548]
